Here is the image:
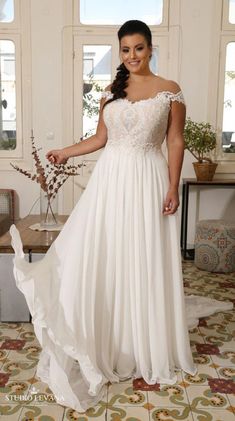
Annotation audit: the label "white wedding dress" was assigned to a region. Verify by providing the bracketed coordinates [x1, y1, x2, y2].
[9, 89, 233, 413]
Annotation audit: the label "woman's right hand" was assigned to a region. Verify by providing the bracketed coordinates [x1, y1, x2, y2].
[46, 149, 68, 165]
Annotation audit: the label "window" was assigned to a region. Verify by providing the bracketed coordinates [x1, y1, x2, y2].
[79, 0, 163, 25]
[0, 0, 14, 23]
[82, 45, 112, 137]
[222, 42, 235, 153]
[0, 0, 29, 163]
[217, 1, 235, 160]
[0, 40, 16, 151]
[229, 0, 235, 23]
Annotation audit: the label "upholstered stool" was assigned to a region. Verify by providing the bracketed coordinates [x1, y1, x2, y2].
[194, 219, 235, 273]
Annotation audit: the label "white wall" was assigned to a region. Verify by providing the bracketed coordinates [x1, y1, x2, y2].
[0, 0, 234, 246]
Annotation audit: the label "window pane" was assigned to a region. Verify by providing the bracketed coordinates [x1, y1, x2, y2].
[83, 45, 111, 137]
[150, 46, 159, 74]
[229, 0, 235, 24]
[0, 40, 16, 150]
[80, 0, 163, 25]
[222, 42, 235, 153]
[0, 0, 14, 23]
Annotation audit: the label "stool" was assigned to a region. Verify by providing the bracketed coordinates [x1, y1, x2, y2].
[194, 219, 235, 273]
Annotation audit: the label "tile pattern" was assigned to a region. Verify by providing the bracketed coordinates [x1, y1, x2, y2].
[0, 261, 234, 420]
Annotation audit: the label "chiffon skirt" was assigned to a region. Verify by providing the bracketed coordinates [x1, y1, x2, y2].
[9, 145, 233, 412]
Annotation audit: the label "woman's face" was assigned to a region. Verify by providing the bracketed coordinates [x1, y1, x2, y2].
[119, 33, 152, 74]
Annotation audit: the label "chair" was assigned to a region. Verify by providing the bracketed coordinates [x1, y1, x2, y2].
[0, 189, 15, 236]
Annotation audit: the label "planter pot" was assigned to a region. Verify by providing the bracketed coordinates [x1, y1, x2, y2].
[40, 189, 60, 229]
[193, 162, 218, 181]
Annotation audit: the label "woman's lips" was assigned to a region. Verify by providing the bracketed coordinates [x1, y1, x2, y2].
[128, 60, 140, 65]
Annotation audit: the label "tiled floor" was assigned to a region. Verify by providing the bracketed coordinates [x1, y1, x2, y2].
[0, 261, 234, 420]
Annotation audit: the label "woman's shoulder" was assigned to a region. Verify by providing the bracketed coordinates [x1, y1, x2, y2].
[154, 75, 181, 94]
[101, 84, 114, 100]
[154, 76, 185, 105]
[104, 83, 113, 92]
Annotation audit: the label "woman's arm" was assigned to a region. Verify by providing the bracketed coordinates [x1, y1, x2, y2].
[46, 96, 108, 164]
[163, 84, 186, 215]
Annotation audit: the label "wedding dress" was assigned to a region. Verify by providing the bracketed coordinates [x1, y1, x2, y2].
[9, 89, 233, 413]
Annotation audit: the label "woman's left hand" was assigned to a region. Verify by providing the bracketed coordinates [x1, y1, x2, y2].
[163, 187, 179, 215]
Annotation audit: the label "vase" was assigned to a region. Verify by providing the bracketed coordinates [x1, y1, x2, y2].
[193, 162, 218, 181]
[40, 189, 60, 228]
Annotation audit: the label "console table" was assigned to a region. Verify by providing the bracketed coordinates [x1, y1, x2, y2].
[180, 178, 235, 260]
[0, 214, 68, 322]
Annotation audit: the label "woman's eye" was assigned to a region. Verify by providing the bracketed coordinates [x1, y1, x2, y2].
[122, 49, 129, 53]
[136, 47, 144, 51]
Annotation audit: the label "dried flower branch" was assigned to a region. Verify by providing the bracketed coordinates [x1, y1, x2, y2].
[10, 132, 86, 224]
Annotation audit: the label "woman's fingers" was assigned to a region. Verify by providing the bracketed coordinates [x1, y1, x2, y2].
[163, 195, 179, 215]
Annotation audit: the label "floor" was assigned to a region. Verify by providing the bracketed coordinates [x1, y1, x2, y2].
[0, 261, 234, 421]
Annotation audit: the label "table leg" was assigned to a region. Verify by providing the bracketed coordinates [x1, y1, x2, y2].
[28, 250, 32, 323]
[183, 183, 189, 259]
[180, 183, 186, 249]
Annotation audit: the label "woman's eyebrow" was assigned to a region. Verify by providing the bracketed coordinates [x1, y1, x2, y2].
[121, 43, 144, 48]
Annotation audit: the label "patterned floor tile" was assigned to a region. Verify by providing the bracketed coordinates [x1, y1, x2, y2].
[0, 403, 24, 420]
[210, 349, 235, 368]
[189, 327, 206, 350]
[107, 405, 150, 420]
[182, 359, 219, 385]
[0, 324, 22, 341]
[226, 391, 235, 407]
[107, 383, 148, 407]
[149, 405, 194, 420]
[216, 366, 235, 380]
[63, 401, 108, 420]
[16, 330, 40, 346]
[133, 371, 183, 391]
[191, 409, 235, 420]
[0, 359, 37, 381]
[20, 403, 65, 420]
[185, 384, 231, 412]
[147, 383, 189, 408]
[6, 344, 41, 362]
[18, 323, 34, 332]
[0, 378, 31, 404]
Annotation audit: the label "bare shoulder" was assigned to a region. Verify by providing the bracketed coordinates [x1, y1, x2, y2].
[104, 83, 113, 92]
[165, 79, 182, 93]
[152, 75, 181, 93]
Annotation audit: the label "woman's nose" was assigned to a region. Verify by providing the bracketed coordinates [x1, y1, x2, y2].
[130, 49, 136, 59]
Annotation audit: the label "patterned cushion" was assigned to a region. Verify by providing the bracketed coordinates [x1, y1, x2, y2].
[194, 219, 235, 273]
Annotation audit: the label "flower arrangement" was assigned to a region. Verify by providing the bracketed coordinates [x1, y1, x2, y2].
[10, 131, 86, 225]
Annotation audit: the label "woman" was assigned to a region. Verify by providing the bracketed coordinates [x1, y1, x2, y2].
[10, 20, 232, 413]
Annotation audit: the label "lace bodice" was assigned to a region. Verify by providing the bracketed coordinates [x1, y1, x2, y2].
[101, 90, 185, 154]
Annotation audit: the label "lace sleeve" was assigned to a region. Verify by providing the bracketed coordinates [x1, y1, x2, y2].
[170, 90, 185, 105]
[101, 90, 113, 100]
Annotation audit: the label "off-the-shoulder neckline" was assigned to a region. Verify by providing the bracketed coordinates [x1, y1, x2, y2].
[103, 89, 183, 104]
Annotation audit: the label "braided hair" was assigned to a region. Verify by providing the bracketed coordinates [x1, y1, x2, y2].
[103, 20, 152, 108]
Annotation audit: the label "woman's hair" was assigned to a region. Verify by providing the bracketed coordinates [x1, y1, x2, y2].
[103, 20, 152, 108]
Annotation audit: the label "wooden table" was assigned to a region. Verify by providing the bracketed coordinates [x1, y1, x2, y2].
[0, 214, 69, 254]
[180, 178, 235, 260]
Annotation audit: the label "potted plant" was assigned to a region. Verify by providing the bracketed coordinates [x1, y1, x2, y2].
[183, 117, 218, 181]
